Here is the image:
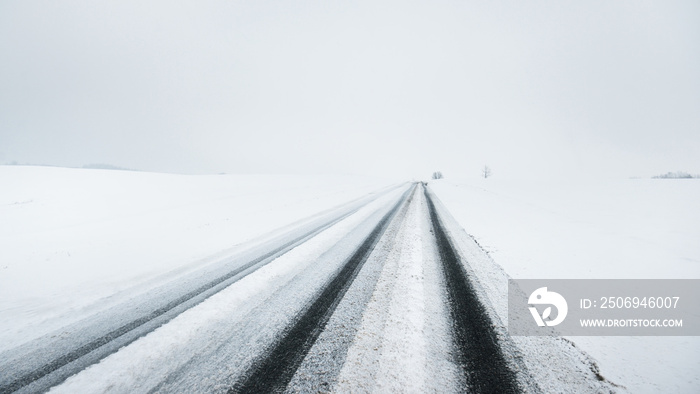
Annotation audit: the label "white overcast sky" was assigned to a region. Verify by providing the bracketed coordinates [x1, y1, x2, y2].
[1, 1, 698, 179]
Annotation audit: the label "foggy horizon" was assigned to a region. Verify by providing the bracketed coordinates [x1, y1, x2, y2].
[1, 1, 699, 180]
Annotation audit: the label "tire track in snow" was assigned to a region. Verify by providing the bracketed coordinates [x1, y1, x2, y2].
[332, 183, 460, 392]
[282, 181, 416, 393]
[371, 183, 458, 392]
[424, 185, 521, 393]
[229, 184, 416, 393]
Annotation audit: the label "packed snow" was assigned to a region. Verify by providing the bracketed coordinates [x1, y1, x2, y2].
[430, 177, 700, 393]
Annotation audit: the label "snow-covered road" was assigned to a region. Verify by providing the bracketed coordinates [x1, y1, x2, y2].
[1, 179, 617, 393]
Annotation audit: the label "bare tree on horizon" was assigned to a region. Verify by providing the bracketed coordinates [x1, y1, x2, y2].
[482, 166, 491, 179]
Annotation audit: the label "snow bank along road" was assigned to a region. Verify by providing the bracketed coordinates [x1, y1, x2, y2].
[1, 183, 616, 393]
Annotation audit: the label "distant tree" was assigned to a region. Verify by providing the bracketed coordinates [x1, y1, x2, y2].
[432, 171, 443, 180]
[482, 165, 492, 179]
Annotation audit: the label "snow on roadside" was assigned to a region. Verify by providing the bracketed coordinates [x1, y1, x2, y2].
[0, 165, 395, 350]
[430, 178, 700, 393]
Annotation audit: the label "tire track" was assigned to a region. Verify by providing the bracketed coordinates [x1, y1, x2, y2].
[330, 182, 460, 393]
[230, 184, 416, 393]
[283, 182, 417, 393]
[424, 185, 521, 393]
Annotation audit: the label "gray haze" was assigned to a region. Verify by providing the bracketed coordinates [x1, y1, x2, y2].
[1, 1, 698, 180]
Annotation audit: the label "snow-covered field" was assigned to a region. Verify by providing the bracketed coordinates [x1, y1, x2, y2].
[0, 165, 395, 349]
[431, 178, 700, 393]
